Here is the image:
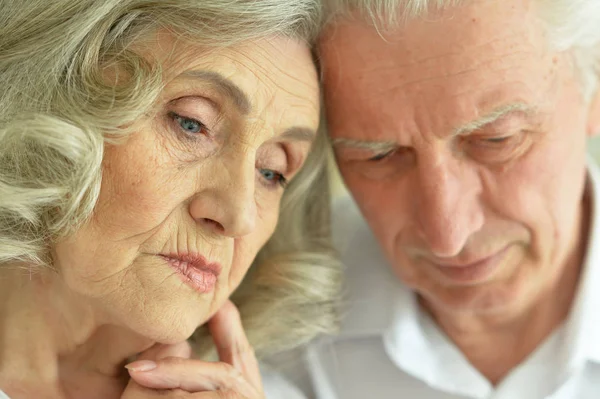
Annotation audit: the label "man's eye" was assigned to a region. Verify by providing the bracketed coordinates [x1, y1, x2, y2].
[368, 149, 395, 162]
[465, 132, 531, 165]
[169, 112, 208, 135]
[483, 136, 511, 144]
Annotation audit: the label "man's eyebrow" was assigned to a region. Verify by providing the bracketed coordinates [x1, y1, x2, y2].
[281, 126, 317, 142]
[331, 103, 534, 151]
[453, 103, 535, 137]
[331, 137, 397, 152]
[181, 70, 251, 115]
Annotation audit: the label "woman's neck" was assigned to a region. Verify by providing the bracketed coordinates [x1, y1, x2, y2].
[0, 267, 154, 398]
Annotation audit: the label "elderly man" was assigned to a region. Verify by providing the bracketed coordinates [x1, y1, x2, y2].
[264, 0, 600, 398]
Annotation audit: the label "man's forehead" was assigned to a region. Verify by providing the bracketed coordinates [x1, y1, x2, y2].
[319, 0, 559, 141]
[319, 0, 543, 71]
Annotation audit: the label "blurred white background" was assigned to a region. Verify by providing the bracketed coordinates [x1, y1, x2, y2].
[590, 137, 600, 160]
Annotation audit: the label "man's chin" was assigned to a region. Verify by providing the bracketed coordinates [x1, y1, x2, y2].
[419, 282, 526, 317]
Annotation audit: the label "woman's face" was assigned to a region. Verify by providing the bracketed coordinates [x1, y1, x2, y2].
[53, 34, 320, 343]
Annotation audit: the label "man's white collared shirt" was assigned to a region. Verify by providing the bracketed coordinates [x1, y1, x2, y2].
[265, 158, 600, 399]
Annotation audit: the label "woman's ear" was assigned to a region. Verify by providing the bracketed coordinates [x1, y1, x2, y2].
[588, 85, 600, 138]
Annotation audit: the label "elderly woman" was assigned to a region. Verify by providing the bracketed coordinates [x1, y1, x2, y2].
[0, 1, 341, 398]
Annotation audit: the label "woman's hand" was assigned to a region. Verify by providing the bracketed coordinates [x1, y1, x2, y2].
[121, 301, 264, 398]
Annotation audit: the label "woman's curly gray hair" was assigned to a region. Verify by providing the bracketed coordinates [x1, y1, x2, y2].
[0, 0, 341, 357]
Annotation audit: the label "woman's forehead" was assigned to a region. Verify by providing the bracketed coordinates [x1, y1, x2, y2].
[159, 37, 320, 131]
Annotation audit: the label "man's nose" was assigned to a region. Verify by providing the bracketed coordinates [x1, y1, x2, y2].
[188, 157, 257, 239]
[412, 157, 484, 257]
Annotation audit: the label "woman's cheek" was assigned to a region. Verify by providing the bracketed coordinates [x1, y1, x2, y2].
[229, 240, 260, 287]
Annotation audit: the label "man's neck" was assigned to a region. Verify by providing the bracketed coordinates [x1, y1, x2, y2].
[423, 195, 590, 385]
[427, 260, 580, 385]
[0, 268, 155, 399]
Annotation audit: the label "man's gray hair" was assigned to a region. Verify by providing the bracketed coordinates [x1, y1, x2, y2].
[322, 0, 600, 100]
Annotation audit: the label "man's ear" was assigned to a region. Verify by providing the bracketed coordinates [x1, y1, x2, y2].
[588, 84, 600, 138]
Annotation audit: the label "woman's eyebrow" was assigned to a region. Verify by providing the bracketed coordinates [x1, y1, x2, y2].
[181, 70, 251, 115]
[281, 126, 316, 142]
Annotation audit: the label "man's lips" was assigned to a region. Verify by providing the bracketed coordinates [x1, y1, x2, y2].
[159, 253, 222, 293]
[423, 246, 511, 284]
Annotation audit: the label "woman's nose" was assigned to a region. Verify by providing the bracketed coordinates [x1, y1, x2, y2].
[188, 157, 257, 238]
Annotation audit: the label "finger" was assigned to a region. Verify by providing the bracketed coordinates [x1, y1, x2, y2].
[126, 356, 258, 397]
[137, 341, 193, 362]
[208, 300, 262, 390]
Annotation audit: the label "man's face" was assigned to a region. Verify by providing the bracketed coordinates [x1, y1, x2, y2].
[321, 0, 600, 315]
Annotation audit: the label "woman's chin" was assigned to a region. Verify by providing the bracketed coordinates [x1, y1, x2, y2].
[103, 264, 228, 342]
[108, 293, 215, 345]
[130, 310, 209, 344]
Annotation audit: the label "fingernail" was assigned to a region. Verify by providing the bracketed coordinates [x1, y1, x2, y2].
[125, 360, 157, 372]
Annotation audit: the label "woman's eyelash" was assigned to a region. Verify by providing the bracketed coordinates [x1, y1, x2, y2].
[167, 111, 288, 189]
[259, 169, 288, 189]
[168, 111, 208, 136]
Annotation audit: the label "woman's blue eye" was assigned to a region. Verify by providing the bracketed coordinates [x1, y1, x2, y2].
[260, 169, 288, 188]
[169, 112, 206, 135]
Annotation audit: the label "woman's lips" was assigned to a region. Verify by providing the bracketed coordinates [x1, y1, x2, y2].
[426, 246, 511, 285]
[159, 253, 222, 293]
